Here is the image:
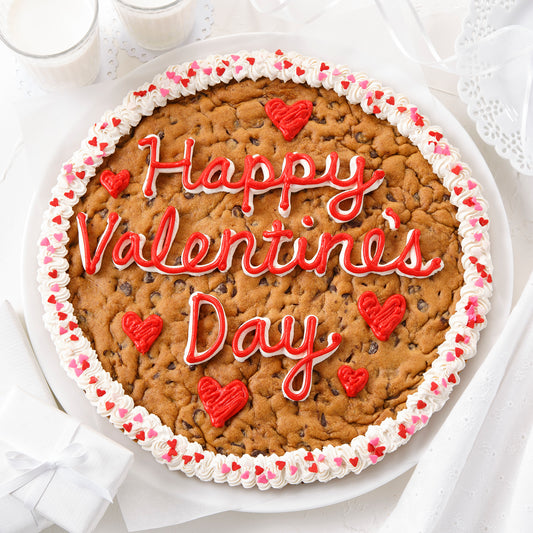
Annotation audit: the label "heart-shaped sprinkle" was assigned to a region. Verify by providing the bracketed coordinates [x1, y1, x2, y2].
[308, 463, 318, 473]
[118, 408, 128, 418]
[267, 471, 276, 480]
[304, 452, 314, 461]
[235, 65, 243, 73]
[160, 88, 169, 97]
[265, 98, 313, 141]
[273, 61, 282, 70]
[40, 238, 50, 246]
[105, 401, 115, 410]
[341, 80, 350, 89]
[63, 163, 73, 173]
[216, 66, 225, 76]
[417, 400, 427, 409]
[386, 96, 395, 105]
[289, 465, 298, 475]
[182, 455, 192, 464]
[68, 359, 77, 368]
[421, 415, 429, 423]
[359, 80, 368, 89]
[474, 232, 482, 242]
[230, 55, 240, 61]
[55, 303, 63, 311]
[89, 376, 97, 384]
[96, 389, 105, 397]
[369, 437, 380, 447]
[123, 423, 132, 432]
[334, 457, 343, 466]
[275, 461, 285, 470]
[296, 67, 305, 76]
[255, 465, 264, 475]
[133, 413, 143, 423]
[112, 117, 121, 127]
[221, 464, 231, 474]
[50, 283, 60, 292]
[358, 291, 406, 341]
[318, 72, 327, 81]
[202, 67, 212, 75]
[257, 474, 267, 484]
[84, 157, 94, 165]
[232, 462, 241, 471]
[43, 257, 52, 264]
[100, 169, 130, 198]
[198, 376, 249, 427]
[122, 312, 163, 354]
[446, 352, 455, 361]
[241, 470, 250, 479]
[349, 457, 359, 467]
[369, 455, 378, 464]
[162, 453, 172, 462]
[318, 454, 325, 462]
[194, 453, 204, 463]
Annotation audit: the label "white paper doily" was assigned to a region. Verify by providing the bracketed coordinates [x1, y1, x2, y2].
[13, 0, 213, 97]
[456, 0, 533, 175]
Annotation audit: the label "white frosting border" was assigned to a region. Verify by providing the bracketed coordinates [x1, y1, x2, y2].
[37, 50, 493, 490]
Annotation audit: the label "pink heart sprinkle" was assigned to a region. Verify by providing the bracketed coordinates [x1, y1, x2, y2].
[241, 471, 250, 479]
[55, 302, 63, 311]
[235, 65, 243, 73]
[59, 327, 67, 335]
[133, 413, 143, 423]
[406, 425, 416, 435]
[162, 453, 172, 462]
[47, 245, 55, 253]
[369, 437, 380, 447]
[78, 354, 88, 363]
[274, 61, 282, 70]
[44, 257, 52, 264]
[190, 60, 200, 69]
[101, 122, 108, 129]
[434, 389, 441, 395]
[221, 464, 231, 474]
[359, 80, 368, 88]
[289, 465, 298, 475]
[464, 336, 471, 343]
[318, 454, 325, 462]
[332, 68, 341, 76]
[166, 71, 175, 79]
[370, 454, 378, 464]
[173, 75, 182, 83]
[318, 72, 327, 81]
[470, 218, 478, 227]
[160, 88, 169, 97]
[40, 238, 50, 246]
[421, 415, 428, 424]
[475, 278, 484, 287]
[267, 471, 276, 480]
[68, 359, 77, 368]
[66, 174, 75, 184]
[257, 474, 267, 484]
[231, 55, 240, 61]
[446, 352, 455, 361]
[412, 415, 420, 423]
[474, 232, 482, 242]
[441, 378, 448, 388]
[347, 75, 356, 83]
[334, 457, 343, 466]
[63, 164, 73, 173]
[475, 204, 483, 212]
[54, 232, 62, 241]
[468, 180, 476, 190]
[118, 408, 128, 418]
[202, 68, 212, 75]
[50, 284, 60, 292]
[74, 367, 83, 377]
[84, 157, 94, 165]
[147, 428, 158, 438]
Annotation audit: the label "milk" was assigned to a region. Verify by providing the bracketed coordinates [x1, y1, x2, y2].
[113, 0, 197, 51]
[0, 0, 100, 90]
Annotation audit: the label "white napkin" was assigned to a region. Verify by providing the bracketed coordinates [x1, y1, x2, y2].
[0, 300, 55, 406]
[380, 271, 533, 533]
[0, 387, 134, 533]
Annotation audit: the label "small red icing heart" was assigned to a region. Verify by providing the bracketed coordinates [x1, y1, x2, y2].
[197, 376, 248, 428]
[100, 169, 130, 198]
[349, 457, 359, 467]
[338, 366, 369, 397]
[122, 312, 163, 354]
[265, 98, 313, 141]
[357, 291, 406, 341]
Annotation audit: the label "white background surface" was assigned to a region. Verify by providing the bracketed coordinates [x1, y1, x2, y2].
[0, 1, 532, 532]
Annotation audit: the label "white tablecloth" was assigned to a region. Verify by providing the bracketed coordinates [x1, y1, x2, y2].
[0, 1, 532, 532]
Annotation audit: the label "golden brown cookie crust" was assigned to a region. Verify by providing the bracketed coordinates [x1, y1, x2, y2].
[66, 78, 463, 457]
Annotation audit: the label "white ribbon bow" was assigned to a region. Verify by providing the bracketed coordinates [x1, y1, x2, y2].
[0, 441, 113, 521]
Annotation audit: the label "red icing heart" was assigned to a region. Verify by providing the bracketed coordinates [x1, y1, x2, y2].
[337, 365, 369, 397]
[112, 117, 121, 127]
[197, 376, 248, 428]
[357, 291, 406, 341]
[122, 312, 163, 354]
[349, 457, 359, 468]
[265, 98, 313, 141]
[100, 169, 130, 198]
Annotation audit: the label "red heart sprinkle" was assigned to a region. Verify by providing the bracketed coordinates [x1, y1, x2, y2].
[232, 461, 241, 471]
[182, 455, 192, 464]
[456, 334, 465, 342]
[221, 60, 229, 67]
[309, 463, 318, 473]
[275, 49, 283, 55]
[187, 68, 196, 77]
[136, 431, 145, 441]
[50, 198, 59, 207]
[349, 457, 359, 468]
[374, 90, 384, 99]
[168, 448, 178, 457]
[417, 400, 427, 409]
[105, 401, 115, 410]
[64, 191, 74, 199]
[99, 142, 108, 151]
[397, 106, 407, 112]
[181, 78, 189, 87]
[275, 461, 286, 470]
[283, 60, 292, 69]
[112, 117, 121, 127]
[320, 62, 329, 71]
[123, 423, 132, 432]
[265, 98, 313, 141]
[167, 439, 177, 448]
[430, 382, 438, 391]
[451, 165, 462, 175]
[296, 67, 305, 76]
[89, 377, 97, 384]
[58, 312, 67, 320]
[246, 57, 255, 65]
[194, 453, 204, 462]
[398, 424, 407, 438]
[386, 96, 395, 105]
[255, 465, 264, 475]
[148, 84, 156, 92]
[49, 270, 58, 279]
[454, 186, 463, 195]
[96, 389, 105, 397]
[197, 376, 248, 427]
[133, 90, 147, 97]
[47, 295, 56, 304]
[216, 67, 225, 76]
[76, 171, 85, 179]
[80, 360, 90, 371]
[373, 105, 381, 114]
[68, 321, 77, 330]
[122, 312, 163, 354]
[70, 334, 78, 341]
[341, 80, 350, 89]
[479, 218, 488, 226]
[455, 347, 464, 357]
[448, 374, 457, 383]
[88, 136, 97, 146]
[100, 169, 130, 198]
[338, 365, 369, 397]
[358, 291, 406, 341]
[52, 215, 62, 224]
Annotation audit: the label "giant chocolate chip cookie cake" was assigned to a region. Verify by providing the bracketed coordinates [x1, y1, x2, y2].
[37, 50, 492, 489]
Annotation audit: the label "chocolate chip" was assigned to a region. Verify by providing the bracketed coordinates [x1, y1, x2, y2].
[249, 137, 260, 146]
[368, 341, 378, 354]
[146, 154, 150, 165]
[167, 362, 176, 370]
[150, 291, 161, 304]
[320, 413, 327, 427]
[184, 192, 194, 200]
[408, 285, 421, 294]
[192, 409, 203, 423]
[386, 193, 395, 202]
[157, 130, 165, 139]
[144, 272, 154, 283]
[408, 343, 417, 350]
[370, 150, 379, 158]
[153, 373, 160, 379]
[417, 299, 428, 312]
[214, 283, 227, 294]
[259, 277, 268, 286]
[188, 365, 196, 371]
[118, 281, 132, 296]
[331, 387, 339, 396]
[98, 208, 108, 218]
[182, 420, 193, 430]
[232, 205, 244, 218]
[174, 279, 186, 292]
[356, 132, 368, 143]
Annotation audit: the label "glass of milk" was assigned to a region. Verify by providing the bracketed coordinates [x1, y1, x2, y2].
[112, 0, 197, 51]
[0, 0, 100, 91]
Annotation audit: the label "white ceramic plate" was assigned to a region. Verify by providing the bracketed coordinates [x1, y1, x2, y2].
[22, 33, 513, 514]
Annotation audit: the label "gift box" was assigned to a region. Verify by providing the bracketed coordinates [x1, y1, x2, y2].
[0, 387, 133, 533]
